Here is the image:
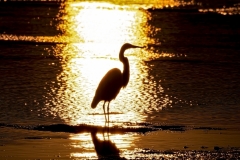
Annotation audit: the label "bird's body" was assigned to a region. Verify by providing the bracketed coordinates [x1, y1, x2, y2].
[91, 43, 143, 123]
[91, 68, 122, 109]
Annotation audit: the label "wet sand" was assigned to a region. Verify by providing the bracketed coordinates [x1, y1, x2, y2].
[1, 124, 240, 159]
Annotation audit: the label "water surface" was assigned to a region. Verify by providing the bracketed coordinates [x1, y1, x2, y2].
[0, 0, 240, 159]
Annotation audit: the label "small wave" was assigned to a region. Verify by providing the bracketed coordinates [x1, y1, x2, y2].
[88, 112, 123, 115]
[0, 40, 66, 45]
[24, 136, 51, 139]
[147, 7, 199, 13]
[146, 3, 240, 16]
[144, 58, 203, 64]
[134, 148, 240, 159]
[0, 0, 63, 7]
[144, 57, 240, 68]
[0, 123, 225, 134]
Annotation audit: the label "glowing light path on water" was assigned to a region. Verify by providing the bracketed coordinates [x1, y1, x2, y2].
[41, 3, 175, 157]
[42, 2, 173, 127]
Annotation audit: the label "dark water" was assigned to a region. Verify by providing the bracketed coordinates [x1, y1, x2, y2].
[0, 0, 240, 159]
[145, 10, 240, 128]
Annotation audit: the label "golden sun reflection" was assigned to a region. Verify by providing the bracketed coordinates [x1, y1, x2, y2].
[69, 132, 139, 158]
[46, 3, 158, 126]
[45, 1, 172, 128]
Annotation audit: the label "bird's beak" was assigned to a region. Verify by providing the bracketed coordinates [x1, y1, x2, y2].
[132, 45, 144, 48]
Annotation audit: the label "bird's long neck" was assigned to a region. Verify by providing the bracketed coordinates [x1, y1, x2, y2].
[119, 46, 125, 62]
[119, 48, 130, 88]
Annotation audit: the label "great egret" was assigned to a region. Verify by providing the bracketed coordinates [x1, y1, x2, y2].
[91, 43, 143, 123]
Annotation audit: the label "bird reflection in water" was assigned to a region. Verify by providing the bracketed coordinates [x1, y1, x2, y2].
[91, 129, 126, 159]
[91, 43, 143, 127]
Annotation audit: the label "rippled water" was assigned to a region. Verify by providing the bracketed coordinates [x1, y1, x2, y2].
[0, 0, 240, 159]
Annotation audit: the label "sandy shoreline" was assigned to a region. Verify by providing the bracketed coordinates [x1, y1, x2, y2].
[1, 125, 240, 159]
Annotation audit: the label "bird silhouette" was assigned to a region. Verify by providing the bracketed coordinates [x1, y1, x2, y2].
[91, 43, 143, 124]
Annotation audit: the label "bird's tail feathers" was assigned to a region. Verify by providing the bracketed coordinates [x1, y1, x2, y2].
[91, 96, 99, 109]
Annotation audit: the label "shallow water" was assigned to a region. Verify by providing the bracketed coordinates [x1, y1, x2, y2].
[0, 0, 240, 159]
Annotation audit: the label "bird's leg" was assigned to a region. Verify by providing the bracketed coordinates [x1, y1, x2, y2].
[103, 101, 107, 137]
[107, 102, 110, 136]
[107, 102, 110, 123]
[103, 101, 107, 123]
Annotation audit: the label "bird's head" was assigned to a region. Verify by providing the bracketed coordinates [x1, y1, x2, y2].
[122, 43, 143, 50]
[119, 43, 143, 61]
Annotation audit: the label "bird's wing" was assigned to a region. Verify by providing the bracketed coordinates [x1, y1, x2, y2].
[95, 68, 123, 101]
